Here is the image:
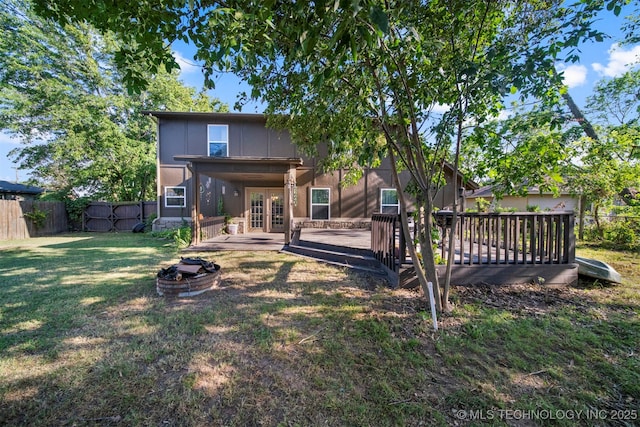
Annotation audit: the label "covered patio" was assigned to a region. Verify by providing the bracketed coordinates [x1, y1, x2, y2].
[175, 155, 303, 246]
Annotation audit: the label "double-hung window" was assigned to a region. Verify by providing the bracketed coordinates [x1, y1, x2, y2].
[208, 124, 229, 157]
[310, 188, 330, 220]
[165, 186, 186, 208]
[380, 188, 400, 214]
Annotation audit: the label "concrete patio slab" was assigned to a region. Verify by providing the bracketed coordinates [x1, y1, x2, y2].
[185, 229, 372, 252]
[184, 232, 285, 251]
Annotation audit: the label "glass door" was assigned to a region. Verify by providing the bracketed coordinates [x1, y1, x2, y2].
[249, 192, 264, 231]
[247, 189, 285, 232]
[269, 190, 285, 232]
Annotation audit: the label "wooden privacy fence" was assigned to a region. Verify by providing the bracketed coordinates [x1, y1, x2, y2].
[0, 200, 68, 240]
[83, 201, 156, 232]
[439, 212, 576, 265]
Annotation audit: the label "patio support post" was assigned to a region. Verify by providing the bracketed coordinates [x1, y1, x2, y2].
[192, 163, 201, 246]
[284, 166, 296, 245]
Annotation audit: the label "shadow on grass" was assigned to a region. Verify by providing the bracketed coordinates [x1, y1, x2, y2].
[1, 238, 639, 426]
[0, 234, 175, 357]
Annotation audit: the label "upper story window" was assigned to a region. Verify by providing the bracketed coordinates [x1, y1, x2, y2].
[310, 188, 330, 220]
[380, 188, 400, 214]
[165, 186, 186, 208]
[208, 124, 229, 157]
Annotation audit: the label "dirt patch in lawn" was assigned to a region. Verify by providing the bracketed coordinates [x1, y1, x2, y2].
[150, 267, 638, 426]
[2, 244, 637, 426]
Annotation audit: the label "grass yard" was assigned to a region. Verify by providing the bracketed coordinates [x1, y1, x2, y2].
[0, 234, 638, 426]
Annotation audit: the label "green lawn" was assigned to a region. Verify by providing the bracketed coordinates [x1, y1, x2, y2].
[0, 234, 638, 426]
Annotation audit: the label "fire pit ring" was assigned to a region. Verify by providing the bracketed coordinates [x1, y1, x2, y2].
[156, 257, 221, 297]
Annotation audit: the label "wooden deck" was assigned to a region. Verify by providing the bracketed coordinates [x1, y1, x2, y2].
[185, 229, 372, 252]
[372, 212, 578, 288]
[190, 212, 579, 287]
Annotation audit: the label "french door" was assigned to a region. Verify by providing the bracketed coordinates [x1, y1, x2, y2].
[247, 188, 285, 233]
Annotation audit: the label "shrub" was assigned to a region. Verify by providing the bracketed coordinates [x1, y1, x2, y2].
[173, 225, 192, 249]
[144, 213, 157, 231]
[583, 218, 640, 250]
[65, 197, 91, 230]
[150, 224, 192, 249]
[23, 207, 48, 229]
[604, 220, 639, 249]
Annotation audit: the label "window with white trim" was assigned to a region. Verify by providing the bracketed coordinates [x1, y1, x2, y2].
[380, 188, 400, 214]
[310, 188, 330, 220]
[207, 124, 229, 157]
[165, 186, 186, 207]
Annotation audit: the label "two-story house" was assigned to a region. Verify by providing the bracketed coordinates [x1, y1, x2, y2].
[147, 111, 475, 245]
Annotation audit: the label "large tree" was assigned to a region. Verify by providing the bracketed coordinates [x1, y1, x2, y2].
[0, 0, 227, 201]
[463, 65, 639, 236]
[31, 0, 629, 311]
[576, 68, 640, 229]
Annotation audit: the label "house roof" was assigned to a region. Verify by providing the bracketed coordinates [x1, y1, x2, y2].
[175, 155, 303, 183]
[0, 180, 43, 195]
[144, 111, 268, 122]
[443, 164, 479, 190]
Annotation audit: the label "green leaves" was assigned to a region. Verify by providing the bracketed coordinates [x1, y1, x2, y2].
[369, 5, 389, 34]
[1, 0, 227, 201]
[606, 0, 623, 16]
[23, 0, 637, 307]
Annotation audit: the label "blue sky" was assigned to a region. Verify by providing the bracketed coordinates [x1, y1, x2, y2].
[1, 11, 639, 183]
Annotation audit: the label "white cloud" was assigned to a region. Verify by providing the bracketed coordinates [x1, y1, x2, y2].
[0, 131, 19, 146]
[493, 109, 512, 121]
[556, 64, 588, 88]
[172, 50, 201, 75]
[431, 103, 450, 114]
[592, 43, 640, 77]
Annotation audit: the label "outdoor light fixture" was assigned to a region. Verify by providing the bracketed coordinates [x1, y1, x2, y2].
[234, 189, 240, 197]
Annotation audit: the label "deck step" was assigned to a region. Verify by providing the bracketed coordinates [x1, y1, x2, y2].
[293, 239, 375, 258]
[282, 242, 387, 277]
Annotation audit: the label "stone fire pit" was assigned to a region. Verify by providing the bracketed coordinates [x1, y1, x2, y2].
[156, 257, 221, 297]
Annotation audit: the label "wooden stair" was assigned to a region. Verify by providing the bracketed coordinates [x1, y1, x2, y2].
[281, 239, 390, 279]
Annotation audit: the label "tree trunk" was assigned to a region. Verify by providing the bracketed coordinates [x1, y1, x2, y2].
[578, 194, 587, 240]
[554, 68, 600, 142]
[594, 203, 603, 238]
[562, 91, 600, 141]
[442, 118, 464, 312]
[389, 147, 442, 313]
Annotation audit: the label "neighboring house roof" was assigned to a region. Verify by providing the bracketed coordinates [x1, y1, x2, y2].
[466, 185, 494, 198]
[0, 180, 43, 195]
[466, 184, 574, 198]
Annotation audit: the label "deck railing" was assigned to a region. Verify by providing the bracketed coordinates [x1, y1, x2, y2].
[439, 212, 576, 265]
[371, 214, 399, 271]
[371, 212, 576, 274]
[199, 216, 226, 240]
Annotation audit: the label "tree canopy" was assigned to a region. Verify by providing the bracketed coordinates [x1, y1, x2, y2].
[29, 0, 634, 310]
[0, 0, 227, 201]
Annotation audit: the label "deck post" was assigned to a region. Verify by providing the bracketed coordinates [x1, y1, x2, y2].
[192, 163, 201, 246]
[398, 214, 407, 265]
[284, 166, 296, 245]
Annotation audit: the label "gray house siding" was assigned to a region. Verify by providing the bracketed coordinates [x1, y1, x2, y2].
[150, 111, 471, 235]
